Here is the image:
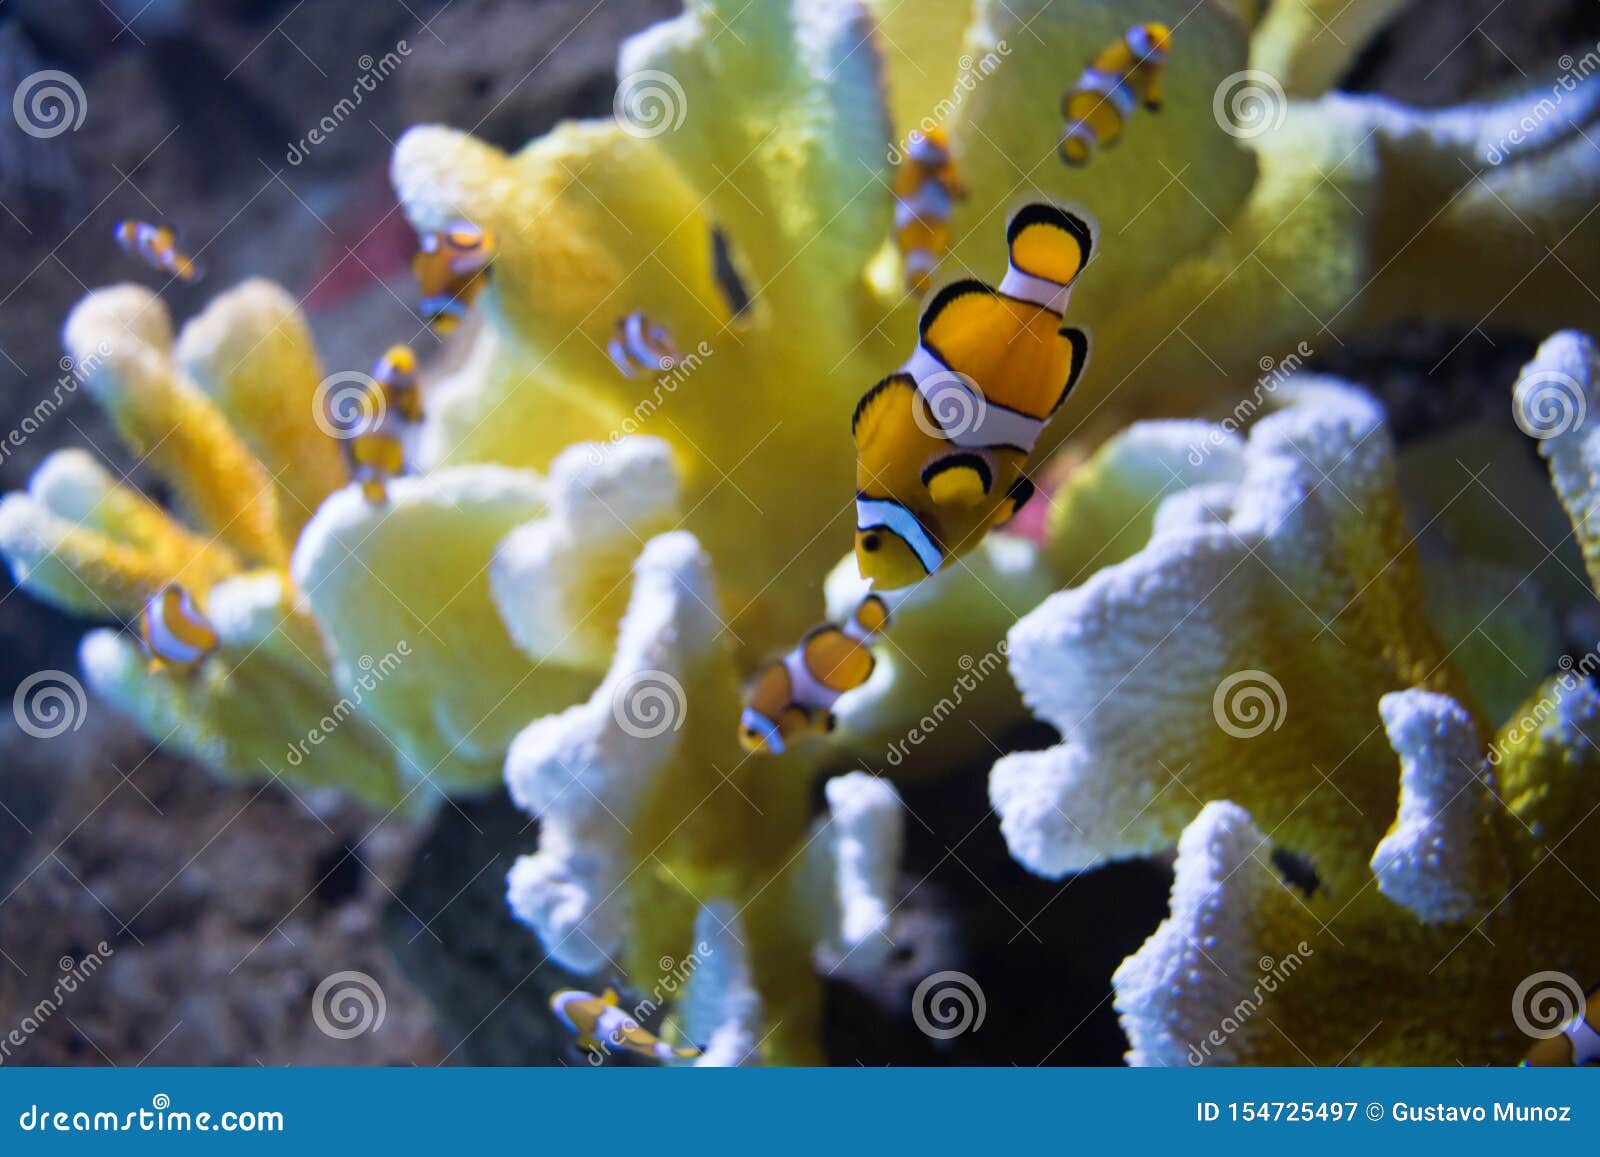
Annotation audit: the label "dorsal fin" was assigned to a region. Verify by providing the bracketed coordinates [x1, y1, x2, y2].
[801, 626, 875, 692]
[852, 373, 918, 452]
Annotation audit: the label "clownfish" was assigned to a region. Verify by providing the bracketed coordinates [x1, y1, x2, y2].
[412, 221, 494, 335]
[852, 203, 1091, 590]
[114, 220, 202, 283]
[894, 126, 966, 294]
[1523, 982, 1599, 1066]
[549, 987, 701, 1062]
[607, 312, 681, 377]
[739, 594, 891, 755]
[1059, 22, 1171, 166]
[343, 345, 423, 504]
[139, 584, 218, 673]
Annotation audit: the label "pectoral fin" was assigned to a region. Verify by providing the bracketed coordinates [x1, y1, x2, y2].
[922, 453, 992, 507]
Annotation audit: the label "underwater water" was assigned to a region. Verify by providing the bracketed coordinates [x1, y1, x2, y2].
[0, 0, 1598, 1073]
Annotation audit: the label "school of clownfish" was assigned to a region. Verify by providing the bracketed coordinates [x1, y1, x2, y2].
[110, 24, 1600, 1066]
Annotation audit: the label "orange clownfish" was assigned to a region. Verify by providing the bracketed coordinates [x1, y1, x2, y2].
[114, 220, 202, 283]
[1523, 982, 1599, 1066]
[139, 584, 218, 673]
[550, 987, 701, 1063]
[894, 126, 966, 294]
[413, 221, 494, 335]
[607, 312, 681, 377]
[739, 594, 891, 755]
[1059, 22, 1171, 166]
[852, 203, 1091, 590]
[343, 345, 423, 505]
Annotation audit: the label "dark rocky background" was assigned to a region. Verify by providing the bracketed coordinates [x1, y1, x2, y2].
[1, 0, 1597, 1066]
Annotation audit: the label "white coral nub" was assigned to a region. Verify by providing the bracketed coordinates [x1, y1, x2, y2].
[681, 901, 765, 1067]
[807, 771, 904, 967]
[505, 531, 722, 971]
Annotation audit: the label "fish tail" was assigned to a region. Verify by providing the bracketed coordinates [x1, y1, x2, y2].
[1001, 203, 1094, 311]
[1058, 124, 1094, 166]
[360, 477, 389, 504]
[672, 1045, 703, 1059]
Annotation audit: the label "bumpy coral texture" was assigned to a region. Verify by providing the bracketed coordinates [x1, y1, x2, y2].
[997, 361, 1600, 1064]
[6, 0, 1600, 1064]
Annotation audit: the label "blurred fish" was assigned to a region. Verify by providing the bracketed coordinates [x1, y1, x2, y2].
[413, 220, 494, 334]
[1059, 22, 1171, 166]
[344, 345, 422, 505]
[739, 594, 891, 755]
[114, 219, 202, 283]
[894, 126, 966, 293]
[607, 312, 681, 377]
[550, 987, 701, 1062]
[139, 584, 218, 673]
[1523, 982, 1599, 1066]
[853, 203, 1091, 590]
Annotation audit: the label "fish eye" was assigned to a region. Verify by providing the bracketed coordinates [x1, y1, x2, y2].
[861, 533, 881, 552]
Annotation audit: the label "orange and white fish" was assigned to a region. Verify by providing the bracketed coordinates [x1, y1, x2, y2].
[894, 126, 966, 294]
[739, 594, 891, 755]
[550, 987, 701, 1062]
[138, 585, 218, 673]
[852, 203, 1091, 590]
[1523, 982, 1599, 1066]
[1059, 22, 1171, 166]
[343, 345, 423, 505]
[114, 220, 202, 283]
[413, 221, 494, 335]
[607, 312, 681, 377]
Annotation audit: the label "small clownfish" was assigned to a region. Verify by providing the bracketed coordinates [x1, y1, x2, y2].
[894, 126, 967, 294]
[1059, 22, 1172, 166]
[412, 221, 494, 335]
[1523, 982, 1600, 1066]
[114, 220, 202, 283]
[549, 987, 701, 1063]
[852, 203, 1091, 591]
[607, 312, 681, 378]
[343, 345, 423, 505]
[739, 594, 891, 755]
[139, 585, 218, 673]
